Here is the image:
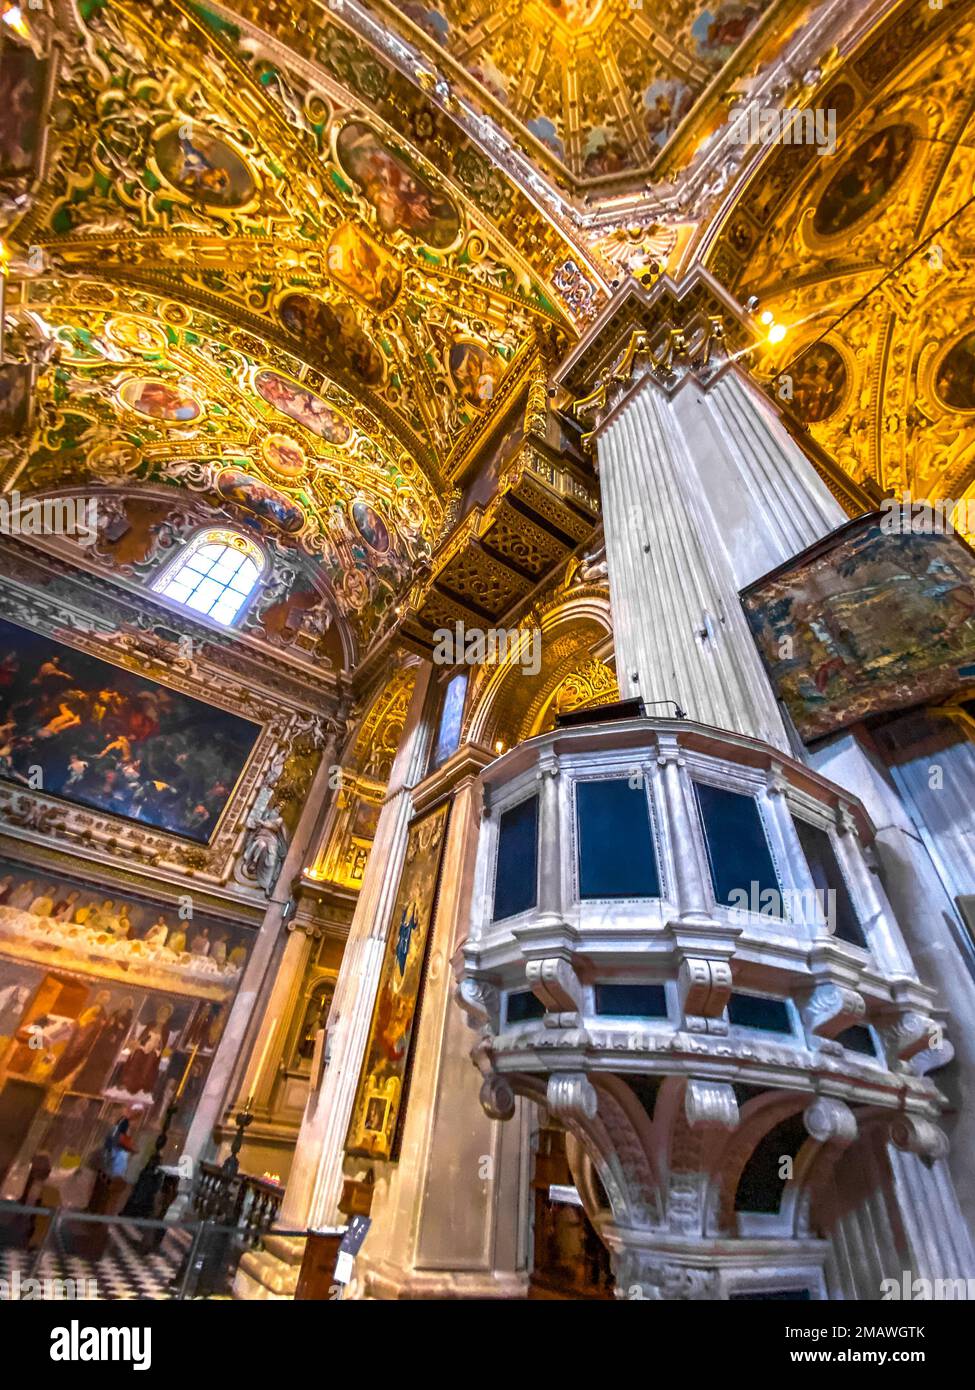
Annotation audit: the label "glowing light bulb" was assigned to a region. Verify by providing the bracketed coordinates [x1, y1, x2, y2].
[768, 323, 787, 344]
[760, 310, 774, 326]
[494, 739, 506, 755]
[2, 6, 29, 39]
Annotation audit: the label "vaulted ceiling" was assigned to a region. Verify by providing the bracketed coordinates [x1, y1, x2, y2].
[3, 0, 975, 673]
[360, 0, 841, 193]
[703, 0, 975, 507]
[2, 0, 598, 656]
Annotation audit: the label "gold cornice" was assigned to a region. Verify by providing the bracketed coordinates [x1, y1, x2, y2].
[555, 267, 752, 399]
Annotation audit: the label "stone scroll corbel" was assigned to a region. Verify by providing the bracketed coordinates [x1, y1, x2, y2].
[879, 1009, 944, 1071]
[526, 955, 585, 1027]
[803, 1096, 858, 1148]
[684, 1079, 739, 1132]
[799, 982, 866, 1053]
[889, 1114, 950, 1161]
[678, 956, 732, 1034]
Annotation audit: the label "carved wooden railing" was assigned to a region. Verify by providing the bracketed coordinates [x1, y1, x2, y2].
[192, 1162, 283, 1246]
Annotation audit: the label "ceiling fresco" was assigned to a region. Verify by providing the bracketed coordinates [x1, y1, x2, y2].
[362, 0, 826, 191]
[704, 0, 975, 507]
[0, 0, 597, 655]
[4, 0, 974, 671]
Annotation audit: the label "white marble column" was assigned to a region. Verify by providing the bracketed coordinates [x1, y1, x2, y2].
[535, 746, 562, 926]
[580, 316, 975, 1242]
[278, 662, 433, 1231]
[596, 364, 835, 752]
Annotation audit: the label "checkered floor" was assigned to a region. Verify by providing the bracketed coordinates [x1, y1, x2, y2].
[0, 1221, 196, 1300]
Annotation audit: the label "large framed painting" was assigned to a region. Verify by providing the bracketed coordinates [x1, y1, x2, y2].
[0, 617, 260, 842]
[741, 514, 975, 742]
[0, 858, 252, 1205]
[345, 801, 451, 1160]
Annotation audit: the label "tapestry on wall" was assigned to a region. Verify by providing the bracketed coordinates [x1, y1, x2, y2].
[345, 801, 450, 1161]
[0, 616, 260, 841]
[741, 513, 975, 742]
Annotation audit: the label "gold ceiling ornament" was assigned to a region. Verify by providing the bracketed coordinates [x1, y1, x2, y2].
[704, 0, 975, 503]
[464, 603, 614, 749]
[559, 271, 745, 433]
[3, 284, 440, 649]
[539, 656, 620, 733]
[351, 662, 419, 782]
[591, 222, 681, 288]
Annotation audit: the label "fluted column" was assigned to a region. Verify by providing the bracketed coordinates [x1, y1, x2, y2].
[278, 663, 433, 1230]
[679, 369, 842, 568]
[535, 747, 562, 924]
[598, 373, 791, 750]
[654, 735, 711, 923]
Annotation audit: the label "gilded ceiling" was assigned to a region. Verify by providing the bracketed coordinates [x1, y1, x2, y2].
[4, 0, 975, 674]
[705, 0, 975, 507]
[369, 0, 809, 189]
[0, 0, 593, 657]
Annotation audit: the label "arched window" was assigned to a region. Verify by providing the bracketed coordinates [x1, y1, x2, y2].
[154, 528, 264, 625]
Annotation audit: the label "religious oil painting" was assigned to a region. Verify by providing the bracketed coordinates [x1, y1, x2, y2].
[261, 433, 307, 480]
[741, 516, 975, 742]
[351, 499, 391, 554]
[0, 365, 31, 440]
[336, 121, 461, 249]
[279, 292, 385, 386]
[644, 77, 695, 149]
[581, 126, 635, 179]
[812, 124, 914, 237]
[0, 43, 47, 179]
[449, 340, 501, 410]
[935, 331, 975, 413]
[543, 0, 603, 25]
[118, 376, 203, 424]
[216, 469, 305, 534]
[692, 2, 763, 66]
[346, 801, 450, 1159]
[0, 858, 250, 1208]
[153, 123, 256, 208]
[254, 370, 352, 446]
[786, 343, 848, 423]
[0, 617, 259, 841]
[326, 223, 402, 311]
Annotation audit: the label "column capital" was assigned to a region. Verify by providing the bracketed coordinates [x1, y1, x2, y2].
[536, 749, 561, 781]
[889, 1114, 950, 1161]
[554, 267, 754, 431]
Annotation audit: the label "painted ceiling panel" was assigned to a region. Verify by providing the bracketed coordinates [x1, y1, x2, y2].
[379, 0, 781, 184]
